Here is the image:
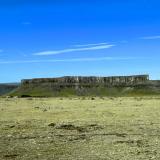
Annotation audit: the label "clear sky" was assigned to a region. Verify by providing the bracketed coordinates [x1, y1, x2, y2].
[0, 0, 160, 82]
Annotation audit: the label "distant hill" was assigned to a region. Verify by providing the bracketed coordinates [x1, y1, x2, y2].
[0, 83, 20, 96]
[9, 75, 160, 97]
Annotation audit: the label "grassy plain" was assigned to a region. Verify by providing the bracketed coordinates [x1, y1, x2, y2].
[0, 97, 160, 159]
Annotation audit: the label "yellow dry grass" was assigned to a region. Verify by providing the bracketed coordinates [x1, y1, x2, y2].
[0, 97, 160, 159]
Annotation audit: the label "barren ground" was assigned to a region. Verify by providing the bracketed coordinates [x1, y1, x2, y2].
[0, 97, 160, 159]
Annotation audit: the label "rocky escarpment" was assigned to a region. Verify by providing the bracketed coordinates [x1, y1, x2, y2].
[21, 75, 149, 87]
[9, 74, 160, 97]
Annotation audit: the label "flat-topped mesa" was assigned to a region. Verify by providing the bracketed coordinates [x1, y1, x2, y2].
[21, 75, 149, 86]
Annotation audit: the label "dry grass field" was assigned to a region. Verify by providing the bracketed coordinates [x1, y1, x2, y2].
[0, 97, 160, 159]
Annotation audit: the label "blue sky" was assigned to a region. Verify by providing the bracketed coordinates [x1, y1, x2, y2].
[0, 0, 160, 82]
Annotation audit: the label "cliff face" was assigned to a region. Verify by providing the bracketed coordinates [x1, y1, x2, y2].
[9, 74, 160, 97]
[21, 75, 149, 87]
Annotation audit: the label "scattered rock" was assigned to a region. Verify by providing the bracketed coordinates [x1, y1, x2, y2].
[5, 96, 11, 98]
[87, 124, 104, 130]
[115, 133, 127, 137]
[9, 125, 15, 128]
[55, 123, 103, 132]
[43, 109, 47, 112]
[68, 134, 87, 141]
[34, 106, 40, 109]
[4, 154, 19, 158]
[7, 134, 13, 138]
[48, 123, 56, 127]
[5, 125, 15, 129]
[14, 96, 18, 99]
[114, 139, 144, 147]
[56, 124, 86, 132]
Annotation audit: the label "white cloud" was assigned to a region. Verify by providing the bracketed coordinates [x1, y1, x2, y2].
[73, 42, 109, 47]
[33, 44, 115, 56]
[140, 36, 160, 40]
[0, 57, 148, 64]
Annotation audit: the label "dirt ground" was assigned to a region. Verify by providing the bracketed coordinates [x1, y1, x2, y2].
[0, 97, 160, 160]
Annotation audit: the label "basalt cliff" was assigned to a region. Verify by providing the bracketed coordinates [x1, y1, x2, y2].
[8, 75, 160, 97]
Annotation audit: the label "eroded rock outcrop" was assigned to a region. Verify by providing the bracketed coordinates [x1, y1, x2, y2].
[10, 75, 160, 97]
[21, 75, 149, 87]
